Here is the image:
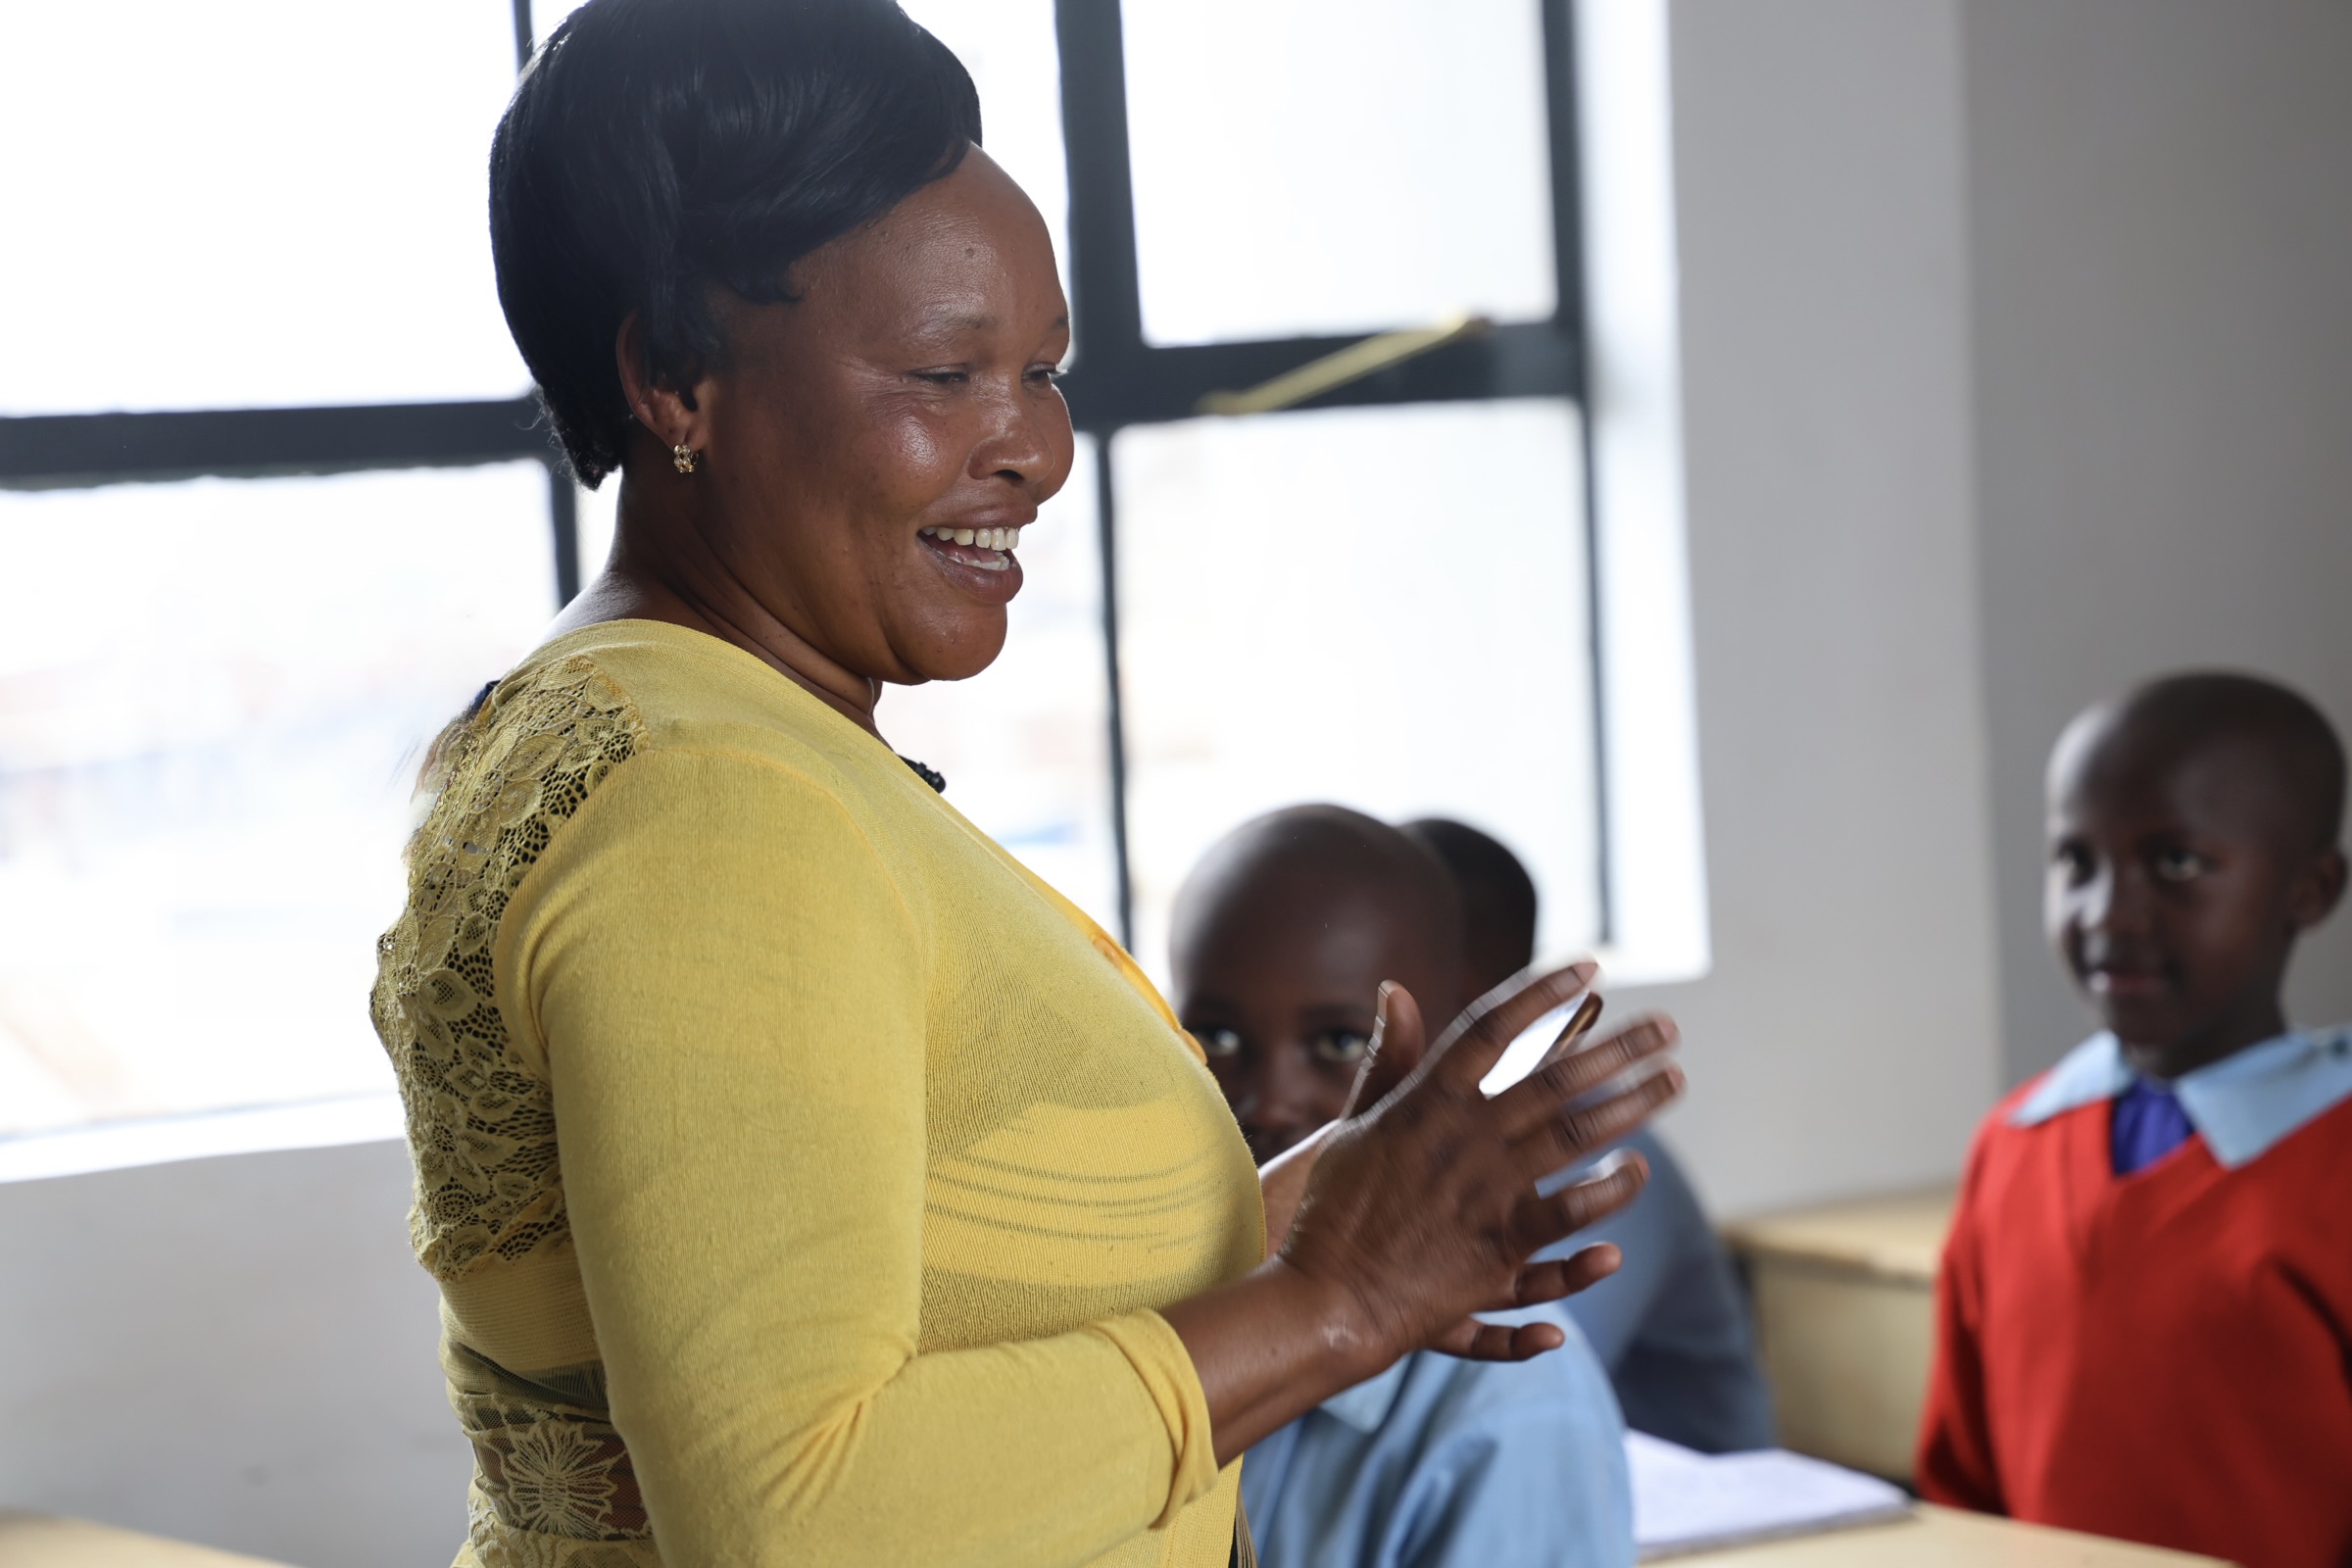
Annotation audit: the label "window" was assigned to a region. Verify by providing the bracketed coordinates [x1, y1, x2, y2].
[1120, 0, 1558, 345]
[0, 469, 552, 1140]
[0, 0, 1604, 1156]
[1108, 402, 1600, 979]
[1, 3, 564, 1155]
[988, 0, 1607, 982]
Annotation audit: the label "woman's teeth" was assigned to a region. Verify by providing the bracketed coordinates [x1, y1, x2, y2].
[921, 525, 1023, 551]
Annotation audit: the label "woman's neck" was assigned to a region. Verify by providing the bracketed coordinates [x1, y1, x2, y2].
[548, 483, 885, 738]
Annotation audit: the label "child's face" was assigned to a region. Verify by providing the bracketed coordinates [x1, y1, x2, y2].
[1174, 872, 1453, 1165]
[2045, 721, 2335, 1078]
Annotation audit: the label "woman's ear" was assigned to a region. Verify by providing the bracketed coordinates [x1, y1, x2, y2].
[613, 312, 710, 455]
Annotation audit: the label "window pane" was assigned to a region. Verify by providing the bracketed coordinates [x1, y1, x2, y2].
[530, 0, 1071, 304]
[1121, 0, 1557, 346]
[0, 1, 525, 416]
[878, 439, 1120, 931]
[0, 466, 555, 1138]
[1114, 401, 1598, 983]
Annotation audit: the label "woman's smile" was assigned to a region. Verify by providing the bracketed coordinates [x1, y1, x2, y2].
[917, 520, 1028, 601]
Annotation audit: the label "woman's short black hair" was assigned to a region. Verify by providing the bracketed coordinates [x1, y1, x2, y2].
[490, 0, 983, 485]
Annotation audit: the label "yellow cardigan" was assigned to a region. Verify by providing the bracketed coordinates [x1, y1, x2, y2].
[371, 619, 1263, 1568]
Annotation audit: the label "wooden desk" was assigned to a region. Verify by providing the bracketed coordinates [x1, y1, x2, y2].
[0, 1513, 295, 1567]
[1720, 1187, 1956, 1481]
[1668, 1504, 2230, 1566]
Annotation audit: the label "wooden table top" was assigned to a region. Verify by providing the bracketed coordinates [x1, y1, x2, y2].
[1665, 1504, 2230, 1566]
[1719, 1186, 1958, 1283]
[0, 1514, 297, 1567]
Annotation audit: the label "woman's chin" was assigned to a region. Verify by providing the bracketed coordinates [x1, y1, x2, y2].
[888, 612, 1011, 686]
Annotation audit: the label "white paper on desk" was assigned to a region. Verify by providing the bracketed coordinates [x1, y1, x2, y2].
[1626, 1432, 1913, 1560]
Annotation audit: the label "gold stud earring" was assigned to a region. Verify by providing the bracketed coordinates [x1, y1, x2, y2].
[671, 444, 700, 474]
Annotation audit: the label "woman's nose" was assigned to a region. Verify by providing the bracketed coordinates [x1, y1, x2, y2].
[969, 383, 1065, 492]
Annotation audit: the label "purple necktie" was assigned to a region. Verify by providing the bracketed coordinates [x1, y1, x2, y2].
[2111, 1077, 2194, 1174]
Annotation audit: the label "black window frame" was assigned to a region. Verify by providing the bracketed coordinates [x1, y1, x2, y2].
[0, 0, 1603, 952]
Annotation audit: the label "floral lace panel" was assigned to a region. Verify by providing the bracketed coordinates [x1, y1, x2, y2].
[371, 658, 643, 1280]
[448, 1344, 651, 1550]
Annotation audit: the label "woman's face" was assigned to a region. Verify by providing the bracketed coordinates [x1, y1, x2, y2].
[684, 148, 1074, 685]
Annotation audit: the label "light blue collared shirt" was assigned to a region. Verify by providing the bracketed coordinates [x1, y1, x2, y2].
[1540, 1128, 1776, 1454]
[2011, 1024, 2352, 1167]
[1240, 1314, 1633, 1568]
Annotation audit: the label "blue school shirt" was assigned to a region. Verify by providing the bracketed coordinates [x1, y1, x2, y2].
[2010, 1025, 2352, 1165]
[1240, 1315, 1633, 1568]
[1540, 1127, 1776, 1452]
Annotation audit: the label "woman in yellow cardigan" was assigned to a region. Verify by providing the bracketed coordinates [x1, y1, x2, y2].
[370, 2, 1683, 1563]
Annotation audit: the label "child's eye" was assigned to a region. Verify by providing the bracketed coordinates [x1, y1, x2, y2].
[2153, 849, 2208, 883]
[2051, 841, 2096, 881]
[1197, 1027, 1244, 1058]
[1313, 1030, 1370, 1065]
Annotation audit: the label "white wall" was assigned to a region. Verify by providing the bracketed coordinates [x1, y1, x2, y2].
[0, 1142, 469, 1566]
[1622, 0, 2003, 1218]
[1964, 0, 2352, 1085]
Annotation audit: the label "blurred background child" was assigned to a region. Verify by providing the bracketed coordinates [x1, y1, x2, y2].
[1405, 818, 1774, 1453]
[1173, 806, 1634, 1568]
[1918, 672, 2352, 1567]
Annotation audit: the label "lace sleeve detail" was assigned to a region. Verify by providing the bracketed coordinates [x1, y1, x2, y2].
[371, 657, 644, 1281]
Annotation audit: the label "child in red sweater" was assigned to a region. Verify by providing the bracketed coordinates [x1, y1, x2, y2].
[1917, 672, 2351, 1567]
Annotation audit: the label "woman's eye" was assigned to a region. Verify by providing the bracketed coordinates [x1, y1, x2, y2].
[1026, 364, 1065, 384]
[1198, 1027, 1244, 1058]
[2052, 842, 2093, 880]
[1313, 1030, 1370, 1064]
[911, 368, 968, 386]
[2154, 848, 2207, 883]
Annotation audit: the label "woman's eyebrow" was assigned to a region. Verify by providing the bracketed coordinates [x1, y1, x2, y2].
[907, 304, 1000, 336]
[907, 308, 1069, 337]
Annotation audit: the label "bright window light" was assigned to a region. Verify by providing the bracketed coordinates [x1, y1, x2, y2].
[1121, 0, 1558, 345]
[877, 439, 1121, 933]
[1113, 400, 1600, 984]
[0, 466, 555, 1140]
[0, 0, 526, 415]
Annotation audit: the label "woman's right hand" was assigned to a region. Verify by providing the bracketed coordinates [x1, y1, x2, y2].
[1162, 964, 1682, 1465]
[1279, 967, 1683, 1369]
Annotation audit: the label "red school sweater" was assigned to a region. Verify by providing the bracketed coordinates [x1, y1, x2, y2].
[1916, 1083, 2352, 1568]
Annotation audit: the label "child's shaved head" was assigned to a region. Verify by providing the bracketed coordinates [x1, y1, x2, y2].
[1171, 806, 1463, 1161]
[2046, 671, 2347, 1079]
[2065, 673, 2346, 855]
[1403, 817, 1539, 1003]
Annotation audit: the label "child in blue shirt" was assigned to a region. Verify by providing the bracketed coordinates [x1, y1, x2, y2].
[1404, 818, 1773, 1453]
[1173, 806, 1634, 1568]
